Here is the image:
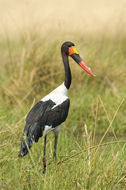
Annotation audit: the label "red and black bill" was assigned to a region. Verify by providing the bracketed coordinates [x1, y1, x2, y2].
[69, 46, 96, 77]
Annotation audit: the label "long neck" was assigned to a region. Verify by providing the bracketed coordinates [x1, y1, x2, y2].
[61, 52, 71, 89]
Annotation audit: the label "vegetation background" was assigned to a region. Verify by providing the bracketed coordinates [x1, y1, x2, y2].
[0, 0, 126, 189]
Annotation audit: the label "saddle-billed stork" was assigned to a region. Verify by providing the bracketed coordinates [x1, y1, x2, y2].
[18, 41, 95, 172]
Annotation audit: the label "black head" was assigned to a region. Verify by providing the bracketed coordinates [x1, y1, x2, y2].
[61, 41, 75, 55]
[61, 41, 96, 77]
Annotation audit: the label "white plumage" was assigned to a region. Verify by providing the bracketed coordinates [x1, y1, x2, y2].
[41, 82, 68, 109]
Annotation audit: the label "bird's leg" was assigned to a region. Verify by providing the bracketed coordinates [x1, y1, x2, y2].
[53, 132, 58, 164]
[43, 135, 47, 173]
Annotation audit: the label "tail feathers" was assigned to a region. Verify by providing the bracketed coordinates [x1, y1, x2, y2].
[18, 122, 44, 157]
[18, 136, 32, 157]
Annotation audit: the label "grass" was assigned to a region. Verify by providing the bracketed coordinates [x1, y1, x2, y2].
[0, 31, 126, 189]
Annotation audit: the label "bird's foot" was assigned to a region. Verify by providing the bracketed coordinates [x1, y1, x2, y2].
[54, 157, 56, 165]
[43, 157, 46, 174]
[43, 167, 46, 174]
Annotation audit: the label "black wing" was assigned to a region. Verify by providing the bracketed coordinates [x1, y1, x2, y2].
[18, 99, 70, 157]
[40, 98, 70, 128]
[26, 100, 56, 125]
[25, 98, 70, 138]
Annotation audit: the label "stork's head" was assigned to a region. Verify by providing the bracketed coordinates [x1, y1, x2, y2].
[61, 41, 96, 77]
